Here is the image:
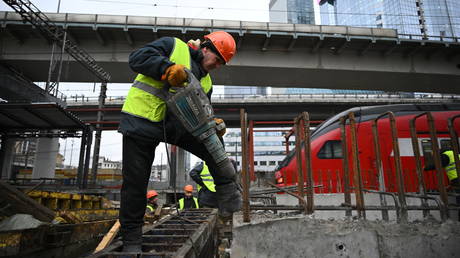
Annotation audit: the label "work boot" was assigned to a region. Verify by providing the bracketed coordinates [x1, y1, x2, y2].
[216, 182, 242, 217]
[120, 226, 142, 253]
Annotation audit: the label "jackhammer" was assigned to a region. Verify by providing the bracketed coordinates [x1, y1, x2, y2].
[166, 69, 242, 216]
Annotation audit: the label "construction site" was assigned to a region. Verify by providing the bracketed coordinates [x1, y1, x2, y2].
[1, 0, 460, 257]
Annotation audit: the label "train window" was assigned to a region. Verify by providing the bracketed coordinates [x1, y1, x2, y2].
[260, 161, 267, 166]
[317, 140, 343, 159]
[421, 139, 452, 165]
[254, 161, 258, 166]
[269, 161, 276, 165]
[421, 140, 433, 165]
[440, 139, 452, 151]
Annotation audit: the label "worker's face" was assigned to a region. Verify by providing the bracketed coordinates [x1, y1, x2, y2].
[201, 47, 225, 72]
[185, 191, 193, 197]
[148, 197, 158, 204]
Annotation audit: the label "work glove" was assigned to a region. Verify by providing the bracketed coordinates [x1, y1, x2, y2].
[187, 39, 201, 50]
[214, 117, 226, 137]
[162, 64, 188, 87]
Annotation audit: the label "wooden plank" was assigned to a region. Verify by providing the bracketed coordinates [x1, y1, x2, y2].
[93, 220, 120, 253]
[153, 204, 163, 218]
[0, 181, 54, 222]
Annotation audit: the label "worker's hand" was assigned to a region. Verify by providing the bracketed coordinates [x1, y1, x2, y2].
[187, 39, 201, 50]
[162, 64, 188, 87]
[214, 117, 226, 137]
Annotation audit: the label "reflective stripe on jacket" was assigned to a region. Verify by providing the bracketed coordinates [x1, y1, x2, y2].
[197, 163, 216, 193]
[443, 150, 459, 181]
[121, 37, 212, 122]
[179, 197, 199, 210]
[146, 204, 155, 212]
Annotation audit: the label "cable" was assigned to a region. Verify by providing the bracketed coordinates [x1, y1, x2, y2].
[84, 0, 460, 20]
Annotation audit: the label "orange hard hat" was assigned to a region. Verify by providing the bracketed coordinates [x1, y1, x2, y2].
[184, 185, 194, 192]
[204, 31, 236, 63]
[146, 190, 158, 199]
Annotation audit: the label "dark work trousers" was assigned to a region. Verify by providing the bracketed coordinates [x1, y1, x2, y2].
[120, 133, 233, 245]
[198, 188, 218, 208]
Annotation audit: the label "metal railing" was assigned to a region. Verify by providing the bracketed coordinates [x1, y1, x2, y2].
[65, 93, 460, 105]
[240, 109, 460, 223]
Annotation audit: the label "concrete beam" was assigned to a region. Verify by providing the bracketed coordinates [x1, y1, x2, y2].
[383, 40, 400, 56]
[237, 35, 244, 50]
[93, 27, 106, 46]
[261, 36, 270, 52]
[123, 28, 134, 46]
[287, 36, 297, 51]
[334, 38, 350, 55]
[358, 40, 375, 56]
[66, 29, 79, 45]
[311, 36, 324, 53]
[2, 25, 24, 45]
[404, 42, 425, 58]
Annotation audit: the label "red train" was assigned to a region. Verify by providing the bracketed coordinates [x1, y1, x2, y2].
[275, 104, 460, 193]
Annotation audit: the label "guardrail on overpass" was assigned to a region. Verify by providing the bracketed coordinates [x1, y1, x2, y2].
[66, 93, 460, 106]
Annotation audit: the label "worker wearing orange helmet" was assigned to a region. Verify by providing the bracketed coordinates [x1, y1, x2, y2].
[145, 190, 159, 215]
[118, 31, 240, 252]
[178, 185, 199, 210]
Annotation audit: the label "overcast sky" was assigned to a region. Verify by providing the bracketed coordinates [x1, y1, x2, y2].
[0, 0, 271, 166]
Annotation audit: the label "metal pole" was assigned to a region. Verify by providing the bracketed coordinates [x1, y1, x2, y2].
[82, 128, 93, 189]
[91, 81, 107, 185]
[76, 129, 87, 188]
[371, 117, 389, 221]
[54, 29, 67, 95]
[302, 112, 314, 214]
[388, 112, 408, 222]
[349, 112, 365, 219]
[409, 114, 429, 218]
[340, 117, 352, 217]
[248, 120, 255, 182]
[427, 112, 449, 220]
[240, 109, 250, 222]
[294, 115, 305, 210]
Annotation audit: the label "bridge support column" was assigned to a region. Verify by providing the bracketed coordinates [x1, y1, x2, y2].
[0, 136, 15, 179]
[32, 132, 59, 179]
[176, 147, 189, 187]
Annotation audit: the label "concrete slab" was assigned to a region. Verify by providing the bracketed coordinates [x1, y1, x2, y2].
[232, 215, 460, 258]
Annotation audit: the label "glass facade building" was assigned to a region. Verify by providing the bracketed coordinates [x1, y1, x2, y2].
[320, 0, 460, 40]
[269, 0, 317, 24]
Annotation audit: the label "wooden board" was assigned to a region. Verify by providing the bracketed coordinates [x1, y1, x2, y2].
[93, 220, 120, 253]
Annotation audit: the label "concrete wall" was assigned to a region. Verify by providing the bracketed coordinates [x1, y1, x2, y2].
[275, 193, 459, 222]
[232, 216, 460, 258]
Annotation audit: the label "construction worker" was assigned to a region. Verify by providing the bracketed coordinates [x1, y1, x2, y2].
[189, 159, 237, 208]
[145, 190, 159, 215]
[190, 161, 218, 208]
[118, 31, 241, 252]
[424, 148, 460, 220]
[178, 185, 199, 210]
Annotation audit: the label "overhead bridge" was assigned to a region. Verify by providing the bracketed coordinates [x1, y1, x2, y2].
[66, 94, 460, 128]
[1, 12, 459, 93]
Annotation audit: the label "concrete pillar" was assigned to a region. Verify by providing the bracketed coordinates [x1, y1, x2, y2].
[176, 147, 187, 186]
[0, 137, 15, 179]
[32, 136, 59, 179]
